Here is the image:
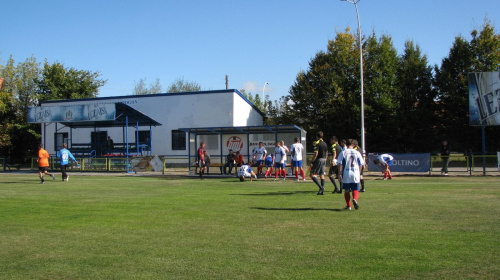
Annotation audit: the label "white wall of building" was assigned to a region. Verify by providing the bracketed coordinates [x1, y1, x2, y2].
[41, 90, 264, 155]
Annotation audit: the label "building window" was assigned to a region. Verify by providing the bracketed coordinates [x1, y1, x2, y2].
[136, 131, 151, 146]
[172, 130, 186, 150]
[54, 133, 68, 151]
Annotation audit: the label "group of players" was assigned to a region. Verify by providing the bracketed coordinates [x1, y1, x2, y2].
[37, 143, 78, 184]
[226, 131, 394, 211]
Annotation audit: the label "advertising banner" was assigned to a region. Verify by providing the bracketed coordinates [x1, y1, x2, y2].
[469, 72, 500, 126]
[28, 104, 116, 123]
[368, 153, 431, 173]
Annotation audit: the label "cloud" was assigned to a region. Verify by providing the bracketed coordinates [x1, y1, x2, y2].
[241, 81, 273, 94]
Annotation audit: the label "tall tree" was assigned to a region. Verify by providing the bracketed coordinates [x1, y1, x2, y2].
[363, 32, 399, 152]
[37, 61, 106, 102]
[133, 78, 162, 95]
[239, 89, 268, 113]
[288, 29, 359, 147]
[434, 20, 500, 152]
[166, 78, 201, 93]
[395, 40, 435, 152]
[0, 55, 42, 159]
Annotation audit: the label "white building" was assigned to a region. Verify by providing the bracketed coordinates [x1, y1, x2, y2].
[30, 89, 306, 165]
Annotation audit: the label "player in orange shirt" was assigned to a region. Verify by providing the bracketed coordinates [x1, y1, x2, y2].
[38, 143, 55, 184]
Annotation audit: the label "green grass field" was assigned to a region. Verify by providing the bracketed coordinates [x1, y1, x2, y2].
[0, 173, 498, 280]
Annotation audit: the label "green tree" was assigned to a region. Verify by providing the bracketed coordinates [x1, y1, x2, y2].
[239, 89, 268, 113]
[166, 78, 201, 93]
[395, 40, 436, 152]
[0, 56, 107, 160]
[287, 29, 359, 147]
[0, 55, 42, 159]
[37, 61, 106, 102]
[363, 32, 399, 152]
[133, 78, 162, 95]
[434, 20, 500, 152]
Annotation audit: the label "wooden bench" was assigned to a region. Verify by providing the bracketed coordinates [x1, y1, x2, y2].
[191, 163, 293, 175]
[192, 162, 237, 175]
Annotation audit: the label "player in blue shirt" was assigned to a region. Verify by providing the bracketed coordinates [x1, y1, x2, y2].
[57, 143, 77, 182]
[264, 153, 274, 179]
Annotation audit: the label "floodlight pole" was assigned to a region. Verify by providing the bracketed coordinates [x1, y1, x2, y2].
[341, 0, 365, 155]
[262, 82, 269, 103]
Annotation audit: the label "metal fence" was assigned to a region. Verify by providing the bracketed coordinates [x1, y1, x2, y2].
[1, 154, 499, 175]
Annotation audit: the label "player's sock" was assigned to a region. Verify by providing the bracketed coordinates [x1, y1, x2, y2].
[295, 171, 299, 180]
[384, 172, 388, 179]
[320, 178, 324, 188]
[275, 171, 278, 179]
[344, 192, 351, 207]
[360, 179, 365, 190]
[301, 169, 305, 179]
[283, 169, 286, 179]
[329, 176, 338, 189]
[311, 177, 321, 189]
[353, 190, 359, 201]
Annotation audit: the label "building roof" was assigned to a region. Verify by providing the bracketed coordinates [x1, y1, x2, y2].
[41, 89, 265, 117]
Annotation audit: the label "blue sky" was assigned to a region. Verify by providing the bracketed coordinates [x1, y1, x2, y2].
[1, 0, 498, 102]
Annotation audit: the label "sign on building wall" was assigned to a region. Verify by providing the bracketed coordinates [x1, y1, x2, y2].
[367, 153, 431, 173]
[28, 104, 116, 123]
[469, 72, 500, 126]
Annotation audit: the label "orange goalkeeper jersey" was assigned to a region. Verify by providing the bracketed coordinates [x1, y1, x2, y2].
[38, 148, 50, 167]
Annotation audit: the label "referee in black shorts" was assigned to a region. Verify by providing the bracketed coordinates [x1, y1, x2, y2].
[310, 131, 328, 195]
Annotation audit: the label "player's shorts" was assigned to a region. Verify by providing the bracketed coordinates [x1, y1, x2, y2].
[265, 159, 273, 168]
[274, 162, 285, 169]
[292, 160, 303, 168]
[255, 160, 264, 166]
[329, 165, 339, 177]
[342, 182, 360, 192]
[198, 161, 206, 168]
[311, 158, 326, 175]
[386, 160, 393, 167]
[38, 166, 49, 172]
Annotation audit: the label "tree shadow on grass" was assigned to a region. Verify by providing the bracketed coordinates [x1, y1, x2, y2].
[250, 207, 343, 212]
[231, 190, 317, 196]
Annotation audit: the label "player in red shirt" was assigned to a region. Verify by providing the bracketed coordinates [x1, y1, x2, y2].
[197, 142, 206, 179]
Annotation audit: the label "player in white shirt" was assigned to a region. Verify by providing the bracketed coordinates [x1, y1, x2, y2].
[238, 164, 258, 181]
[252, 142, 267, 175]
[374, 153, 394, 180]
[338, 139, 365, 210]
[272, 141, 286, 181]
[264, 154, 274, 179]
[290, 137, 305, 181]
[280, 140, 291, 178]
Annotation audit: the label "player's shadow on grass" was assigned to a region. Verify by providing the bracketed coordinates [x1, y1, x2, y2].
[232, 191, 316, 196]
[250, 207, 343, 212]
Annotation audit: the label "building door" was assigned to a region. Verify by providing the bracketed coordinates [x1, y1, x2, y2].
[91, 131, 107, 156]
